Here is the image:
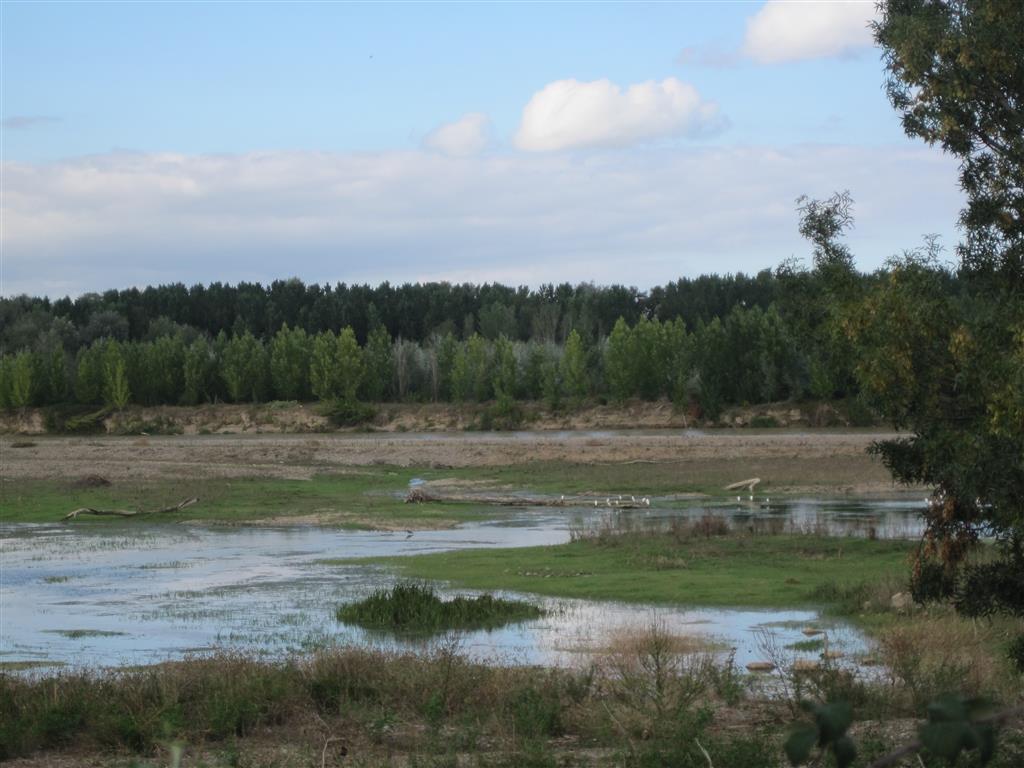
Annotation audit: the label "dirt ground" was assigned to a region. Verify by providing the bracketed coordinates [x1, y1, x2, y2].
[0, 429, 905, 495]
[0, 398, 873, 437]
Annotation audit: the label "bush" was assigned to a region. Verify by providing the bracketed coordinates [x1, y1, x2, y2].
[844, 395, 877, 427]
[319, 398, 377, 427]
[1007, 633, 1024, 674]
[42, 405, 109, 434]
[509, 684, 562, 739]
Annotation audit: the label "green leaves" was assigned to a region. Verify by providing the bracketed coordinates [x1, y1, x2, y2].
[786, 695, 1004, 768]
[919, 695, 998, 765]
[785, 700, 856, 768]
[783, 724, 817, 765]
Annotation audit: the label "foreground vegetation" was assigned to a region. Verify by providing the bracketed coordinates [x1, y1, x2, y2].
[2, 621, 1020, 768]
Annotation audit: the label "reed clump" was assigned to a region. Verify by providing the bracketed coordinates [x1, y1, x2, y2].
[336, 582, 543, 633]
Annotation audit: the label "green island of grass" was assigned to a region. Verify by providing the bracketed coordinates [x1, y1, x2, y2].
[328, 531, 916, 610]
[336, 582, 543, 633]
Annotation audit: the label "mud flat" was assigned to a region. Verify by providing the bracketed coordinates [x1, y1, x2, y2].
[1, 429, 904, 495]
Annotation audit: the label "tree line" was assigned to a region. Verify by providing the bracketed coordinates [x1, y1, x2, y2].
[3, 248, 966, 417]
[0, 299, 859, 418]
[1, 269, 893, 353]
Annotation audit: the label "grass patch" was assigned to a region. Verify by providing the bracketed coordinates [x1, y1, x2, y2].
[0, 660, 66, 672]
[0, 454, 903, 527]
[0, 468, 488, 529]
[785, 638, 826, 652]
[337, 582, 542, 633]
[334, 531, 916, 609]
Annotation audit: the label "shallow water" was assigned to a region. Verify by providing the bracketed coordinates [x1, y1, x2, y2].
[0, 497, 923, 671]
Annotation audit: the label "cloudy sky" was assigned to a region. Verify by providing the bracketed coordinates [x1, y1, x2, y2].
[2, 1, 963, 298]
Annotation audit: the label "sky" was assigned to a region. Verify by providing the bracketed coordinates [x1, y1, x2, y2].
[1, 0, 964, 298]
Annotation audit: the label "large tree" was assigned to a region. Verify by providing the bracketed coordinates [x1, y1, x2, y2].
[866, 0, 1024, 618]
[876, 0, 1024, 284]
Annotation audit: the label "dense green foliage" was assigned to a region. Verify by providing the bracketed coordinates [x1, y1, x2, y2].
[1, 272, 815, 351]
[0, 266, 901, 416]
[0, 267, 900, 412]
[866, 0, 1024, 619]
[336, 582, 543, 633]
[0, 308, 864, 416]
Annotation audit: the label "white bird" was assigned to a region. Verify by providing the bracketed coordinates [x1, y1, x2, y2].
[594, 500, 598, 507]
[644, 498, 650, 506]
[631, 496, 636, 503]
[737, 496, 741, 502]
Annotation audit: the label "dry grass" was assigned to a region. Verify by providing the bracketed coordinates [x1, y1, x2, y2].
[876, 610, 1024, 710]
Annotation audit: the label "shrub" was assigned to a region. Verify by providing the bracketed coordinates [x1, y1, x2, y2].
[42, 404, 109, 434]
[319, 398, 377, 427]
[1008, 633, 1024, 674]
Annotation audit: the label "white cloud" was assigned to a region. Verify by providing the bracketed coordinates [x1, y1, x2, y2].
[1, 144, 961, 297]
[514, 77, 724, 152]
[743, 1, 879, 64]
[423, 113, 491, 156]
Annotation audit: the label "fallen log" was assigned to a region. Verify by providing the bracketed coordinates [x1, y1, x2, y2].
[724, 477, 761, 492]
[62, 497, 199, 521]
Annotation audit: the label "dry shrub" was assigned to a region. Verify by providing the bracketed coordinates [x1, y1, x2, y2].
[877, 613, 1020, 712]
[595, 621, 720, 738]
[748, 517, 787, 536]
[688, 514, 730, 539]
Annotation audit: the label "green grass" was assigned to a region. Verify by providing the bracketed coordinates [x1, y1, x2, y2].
[332, 533, 915, 609]
[0, 469, 487, 529]
[336, 582, 543, 633]
[785, 638, 827, 652]
[0, 454, 903, 528]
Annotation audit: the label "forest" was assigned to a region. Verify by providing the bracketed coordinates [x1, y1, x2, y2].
[0, 241, 957, 418]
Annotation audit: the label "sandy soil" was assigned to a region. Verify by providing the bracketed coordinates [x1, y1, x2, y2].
[0, 429, 906, 494]
[0, 398, 870, 437]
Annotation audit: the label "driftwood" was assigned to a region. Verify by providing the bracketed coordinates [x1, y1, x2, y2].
[405, 488, 647, 509]
[724, 477, 761, 493]
[62, 497, 199, 521]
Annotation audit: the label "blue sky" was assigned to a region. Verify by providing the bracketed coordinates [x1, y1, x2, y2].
[1, 1, 962, 297]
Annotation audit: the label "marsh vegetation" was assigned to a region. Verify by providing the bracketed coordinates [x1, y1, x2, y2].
[336, 582, 543, 634]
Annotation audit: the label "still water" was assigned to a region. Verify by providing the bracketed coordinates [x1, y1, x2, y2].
[0, 496, 924, 671]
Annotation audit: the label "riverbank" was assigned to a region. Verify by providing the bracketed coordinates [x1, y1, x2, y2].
[0, 399, 881, 437]
[1, 428, 911, 528]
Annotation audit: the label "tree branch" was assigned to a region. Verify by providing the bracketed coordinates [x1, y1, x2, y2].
[62, 497, 199, 521]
